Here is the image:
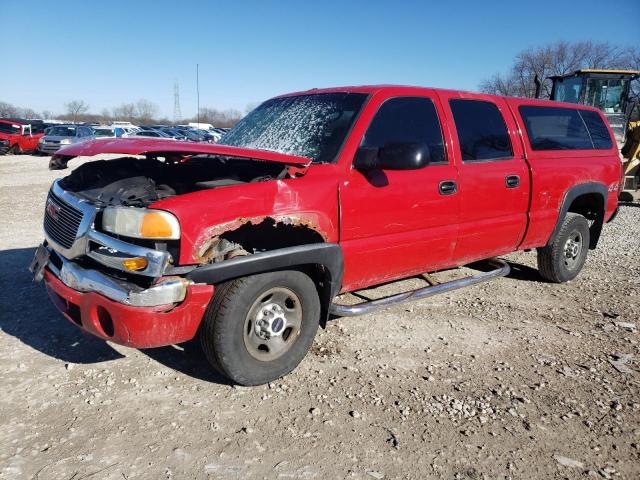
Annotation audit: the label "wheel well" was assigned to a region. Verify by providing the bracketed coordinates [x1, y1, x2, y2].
[295, 264, 334, 328]
[566, 193, 604, 249]
[220, 218, 325, 253]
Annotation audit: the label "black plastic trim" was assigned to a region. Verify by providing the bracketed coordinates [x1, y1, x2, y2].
[187, 243, 344, 298]
[547, 182, 607, 249]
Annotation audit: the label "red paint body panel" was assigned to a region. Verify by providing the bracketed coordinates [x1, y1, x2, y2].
[436, 91, 531, 264]
[150, 164, 340, 265]
[55, 137, 311, 165]
[43, 268, 214, 348]
[505, 97, 621, 249]
[337, 87, 460, 290]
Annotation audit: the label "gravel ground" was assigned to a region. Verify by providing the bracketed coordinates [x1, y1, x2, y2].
[0, 154, 639, 480]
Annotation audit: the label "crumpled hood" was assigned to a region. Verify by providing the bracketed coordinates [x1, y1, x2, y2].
[53, 137, 312, 166]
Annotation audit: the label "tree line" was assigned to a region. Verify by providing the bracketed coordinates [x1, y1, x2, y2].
[479, 41, 639, 106]
[0, 98, 244, 128]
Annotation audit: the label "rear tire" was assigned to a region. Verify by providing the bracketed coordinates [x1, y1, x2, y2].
[7, 144, 20, 155]
[537, 212, 590, 283]
[199, 270, 320, 386]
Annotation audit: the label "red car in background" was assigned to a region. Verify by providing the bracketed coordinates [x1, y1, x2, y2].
[0, 119, 45, 154]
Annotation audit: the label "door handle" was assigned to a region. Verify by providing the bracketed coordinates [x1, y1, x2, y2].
[505, 175, 520, 188]
[439, 180, 457, 195]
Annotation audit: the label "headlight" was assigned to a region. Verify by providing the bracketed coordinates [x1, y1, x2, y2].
[60, 139, 72, 145]
[39, 138, 45, 143]
[102, 207, 180, 239]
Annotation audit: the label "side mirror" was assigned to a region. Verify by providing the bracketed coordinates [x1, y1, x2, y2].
[379, 143, 431, 170]
[353, 146, 379, 171]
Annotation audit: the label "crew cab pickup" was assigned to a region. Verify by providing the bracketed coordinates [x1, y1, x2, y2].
[0, 119, 45, 154]
[32, 86, 620, 385]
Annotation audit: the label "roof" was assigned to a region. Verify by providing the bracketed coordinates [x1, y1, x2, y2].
[577, 69, 640, 75]
[550, 69, 640, 79]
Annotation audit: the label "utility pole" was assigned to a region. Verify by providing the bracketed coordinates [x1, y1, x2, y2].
[173, 80, 182, 123]
[196, 64, 200, 126]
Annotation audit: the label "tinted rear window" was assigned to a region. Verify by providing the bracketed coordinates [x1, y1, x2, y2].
[580, 109, 613, 149]
[449, 100, 513, 162]
[519, 106, 612, 150]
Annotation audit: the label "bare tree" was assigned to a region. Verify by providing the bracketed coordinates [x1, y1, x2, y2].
[0, 101, 20, 118]
[112, 103, 136, 122]
[22, 108, 39, 119]
[196, 107, 243, 127]
[135, 99, 159, 123]
[65, 100, 90, 122]
[480, 41, 640, 99]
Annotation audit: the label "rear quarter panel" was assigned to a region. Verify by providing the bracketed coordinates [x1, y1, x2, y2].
[507, 98, 621, 249]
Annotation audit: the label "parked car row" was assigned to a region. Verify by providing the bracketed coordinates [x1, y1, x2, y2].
[0, 118, 230, 155]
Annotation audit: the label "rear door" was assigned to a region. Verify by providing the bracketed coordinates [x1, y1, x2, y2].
[339, 92, 460, 291]
[439, 92, 529, 263]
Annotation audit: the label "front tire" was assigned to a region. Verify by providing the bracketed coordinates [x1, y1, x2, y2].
[537, 212, 590, 283]
[199, 270, 320, 386]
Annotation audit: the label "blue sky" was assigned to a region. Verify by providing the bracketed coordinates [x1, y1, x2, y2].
[1, 0, 638, 118]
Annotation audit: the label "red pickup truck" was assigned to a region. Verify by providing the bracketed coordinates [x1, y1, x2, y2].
[0, 119, 45, 154]
[32, 86, 620, 385]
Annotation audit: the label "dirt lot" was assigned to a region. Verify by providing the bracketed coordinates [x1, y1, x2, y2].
[0, 154, 639, 480]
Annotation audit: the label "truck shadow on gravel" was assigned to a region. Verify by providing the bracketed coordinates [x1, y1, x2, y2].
[0, 247, 124, 364]
[140, 343, 233, 385]
[0, 247, 232, 383]
[504, 261, 547, 282]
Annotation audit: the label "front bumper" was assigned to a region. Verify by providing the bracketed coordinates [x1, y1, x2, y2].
[44, 268, 213, 348]
[39, 143, 62, 154]
[48, 250, 188, 307]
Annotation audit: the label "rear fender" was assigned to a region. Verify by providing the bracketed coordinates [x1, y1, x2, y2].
[547, 182, 607, 249]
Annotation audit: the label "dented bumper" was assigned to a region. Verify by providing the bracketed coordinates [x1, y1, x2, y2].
[47, 250, 188, 307]
[43, 268, 214, 348]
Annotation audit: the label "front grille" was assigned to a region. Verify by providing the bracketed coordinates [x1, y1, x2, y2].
[44, 191, 84, 249]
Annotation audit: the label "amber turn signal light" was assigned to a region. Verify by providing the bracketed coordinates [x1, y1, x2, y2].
[122, 257, 148, 271]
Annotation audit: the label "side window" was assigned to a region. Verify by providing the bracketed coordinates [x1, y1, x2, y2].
[449, 99, 513, 161]
[518, 106, 595, 150]
[579, 110, 613, 149]
[361, 96, 446, 164]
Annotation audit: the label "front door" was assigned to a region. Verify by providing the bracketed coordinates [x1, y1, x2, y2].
[339, 93, 460, 291]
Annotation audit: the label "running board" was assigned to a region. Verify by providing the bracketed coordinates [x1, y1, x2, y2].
[329, 259, 511, 317]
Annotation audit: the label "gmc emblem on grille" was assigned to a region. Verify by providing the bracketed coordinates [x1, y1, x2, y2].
[46, 199, 61, 220]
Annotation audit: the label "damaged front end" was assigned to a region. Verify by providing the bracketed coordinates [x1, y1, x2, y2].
[32, 140, 323, 347]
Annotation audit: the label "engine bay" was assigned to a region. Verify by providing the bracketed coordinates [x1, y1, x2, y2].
[58, 156, 287, 207]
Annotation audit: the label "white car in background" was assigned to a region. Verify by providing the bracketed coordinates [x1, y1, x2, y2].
[122, 129, 176, 140]
[92, 126, 126, 138]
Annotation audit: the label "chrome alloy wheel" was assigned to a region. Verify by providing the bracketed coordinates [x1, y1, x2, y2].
[563, 230, 583, 270]
[243, 287, 303, 361]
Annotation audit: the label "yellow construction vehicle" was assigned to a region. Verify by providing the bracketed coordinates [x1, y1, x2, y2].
[538, 69, 640, 198]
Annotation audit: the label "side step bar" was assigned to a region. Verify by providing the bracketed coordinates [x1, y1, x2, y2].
[329, 259, 511, 317]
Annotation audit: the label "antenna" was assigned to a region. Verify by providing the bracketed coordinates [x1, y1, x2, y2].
[173, 80, 182, 123]
[196, 64, 200, 126]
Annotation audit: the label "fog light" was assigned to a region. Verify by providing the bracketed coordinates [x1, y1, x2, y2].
[122, 257, 148, 271]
